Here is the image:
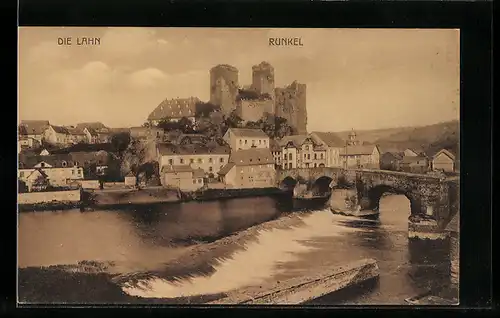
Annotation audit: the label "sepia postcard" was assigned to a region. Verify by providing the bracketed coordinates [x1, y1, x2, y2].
[17, 27, 460, 306]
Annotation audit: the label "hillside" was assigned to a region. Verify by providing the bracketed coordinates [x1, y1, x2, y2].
[333, 120, 459, 154]
[374, 120, 459, 154]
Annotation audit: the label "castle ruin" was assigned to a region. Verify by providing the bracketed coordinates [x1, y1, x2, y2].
[210, 61, 307, 134]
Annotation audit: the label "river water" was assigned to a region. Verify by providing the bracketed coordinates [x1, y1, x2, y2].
[18, 191, 452, 305]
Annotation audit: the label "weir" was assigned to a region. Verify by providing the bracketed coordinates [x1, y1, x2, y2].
[208, 258, 379, 305]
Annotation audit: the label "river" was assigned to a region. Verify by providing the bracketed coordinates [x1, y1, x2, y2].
[18, 191, 452, 305]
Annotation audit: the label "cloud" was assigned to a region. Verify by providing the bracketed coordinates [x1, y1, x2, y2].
[127, 68, 169, 88]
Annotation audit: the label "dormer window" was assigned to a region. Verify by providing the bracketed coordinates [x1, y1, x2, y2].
[62, 160, 67, 167]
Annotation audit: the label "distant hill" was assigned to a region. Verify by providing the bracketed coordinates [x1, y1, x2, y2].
[333, 120, 460, 155]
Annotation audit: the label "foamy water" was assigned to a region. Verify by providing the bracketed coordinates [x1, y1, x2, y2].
[121, 209, 362, 298]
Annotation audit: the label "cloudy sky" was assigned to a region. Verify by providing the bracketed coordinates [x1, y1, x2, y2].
[18, 27, 459, 131]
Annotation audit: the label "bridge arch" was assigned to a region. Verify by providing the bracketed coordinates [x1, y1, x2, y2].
[310, 176, 334, 196]
[279, 176, 298, 192]
[363, 184, 421, 216]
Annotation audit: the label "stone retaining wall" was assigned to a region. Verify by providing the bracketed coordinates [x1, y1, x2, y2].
[18, 190, 81, 204]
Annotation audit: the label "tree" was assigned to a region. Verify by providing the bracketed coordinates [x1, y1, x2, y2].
[195, 102, 220, 118]
[111, 132, 131, 154]
[178, 117, 195, 134]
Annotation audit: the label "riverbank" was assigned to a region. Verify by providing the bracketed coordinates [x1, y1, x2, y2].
[18, 201, 82, 212]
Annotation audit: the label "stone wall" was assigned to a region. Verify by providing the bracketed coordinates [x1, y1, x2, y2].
[18, 190, 81, 204]
[78, 180, 101, 189]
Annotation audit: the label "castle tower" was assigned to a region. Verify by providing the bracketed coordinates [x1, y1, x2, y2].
[210, 64, 239, 115]
[251, 61, 275, 96]
[275, 81, 307, 135]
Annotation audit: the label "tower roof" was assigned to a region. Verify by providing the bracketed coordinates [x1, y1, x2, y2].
[210, 64, 238, 72]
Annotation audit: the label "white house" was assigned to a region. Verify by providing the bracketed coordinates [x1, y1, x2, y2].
[310, 132, 345, 168]
[223, 128, 270, 151]
[43, 125, 72, 146]
[19, 154, 84, 187]
[431, 149, 456, 172]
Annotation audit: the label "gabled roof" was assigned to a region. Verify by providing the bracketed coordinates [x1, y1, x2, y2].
[229, 148, 274, 166]
[66, 127, 86, 135]
[218, 162, 235, 176]
[50, 143, 115, 154]
[279, 135, 310, 148]
[340, 145, 378, 156]
[226, 128, 269, 138]
[51, 125, 71, 134]
[176, 134, 208, 145]
[27, 168, 49, 180]
[84, 127, 100, 137]
[76, 122, 107, 130]
[310, 132, 345, 147]
[19, 154, 74, 169]
[19, 120, 50, 135]
[382, 151, 404, 160]
[148, 97, 200, 121]
[432, 148, 456, 161]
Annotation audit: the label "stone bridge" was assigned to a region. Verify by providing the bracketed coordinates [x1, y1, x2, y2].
[277, 167, 460, 235]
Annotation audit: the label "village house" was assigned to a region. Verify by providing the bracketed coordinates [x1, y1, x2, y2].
[18, 154, 84, 188]
[160, 165, 205, 191]
[157, 142, 231, 178]
[399, 155, 429, 174]
[42, 125, 73, 146]
[223, 128, 270, 151]
[18, 135, 41, 151]
[270, 139, 282, 169]
[279, 135, 327, 170]
[130, 126, 165, 141]
[309, 132, 344, 168]
[380, 151, 404, 171]
[22, 169, 50, 192]
[431, 149, 456, 172]
[68, 150, 115, 177]
[83, 128, 99, 144]
[218, 148, 275, 189]
[147, 97, 200, 126]
[66, 127, 88, 144]
[18, 120, 50, 143]
[403, 148, 423, 157]
[340, 145, 381, 169]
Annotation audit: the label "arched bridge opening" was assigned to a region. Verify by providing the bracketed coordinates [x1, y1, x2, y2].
[364, 184, 418, 216]
[279, 176, 298, 192]
[311, 176, 334, 197]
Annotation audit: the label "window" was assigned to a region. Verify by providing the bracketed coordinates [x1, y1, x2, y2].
[193, 179, 196, 184]
[72, 170, 75, 175]
[220, 158, 224, 163]
[168, 159, 173, 165]
[61, 160, 67, 167]
[321, 153, 324, 159]
[239, 140, 243, 145]
[190, 159, 194, 164]
[245, 140, 248, 144]
[264, 140, 267, 145]
[209, 158, 213, 163]
[180, 158, 184, 164]
[209, 167, 213, 172]
[197, 158, 202, 163]
[288, 153, 292, 160]
[259, 140, 262, 145]
[40, 162, 45, 167]
[307, 154, 311, 160]
[304, 154, 306, 158]
[252, 140, 255, 146]
[305, 146, 309, 150]
[314, 163, 317, 167]
[314, 154, 317, 160]
[199, 178, 203, 183]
